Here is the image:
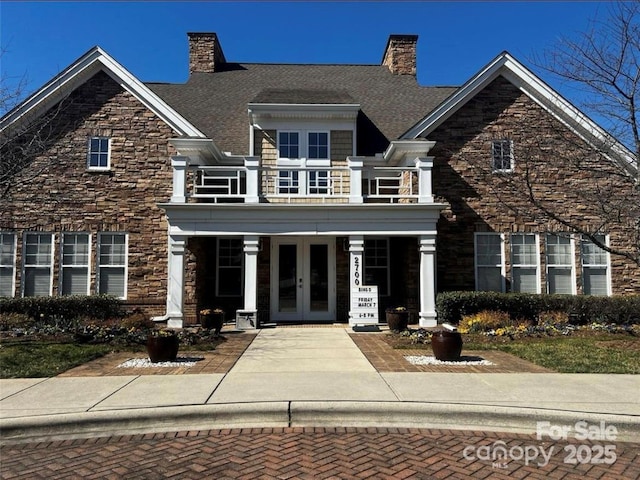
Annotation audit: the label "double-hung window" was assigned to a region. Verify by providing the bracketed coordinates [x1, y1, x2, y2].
[491, 139, 514, 172]
[98, 233, 127, 298]
[277, 131, 330, 195]
[364, 239, 390, 296]
[23, 233, 54, 297]
[581, 235, 610, 295]
[217, 238, 243, 296]
[546, 234, 575, 294]
[510, 233, 540, 293]
[88, 137, 110, 170]
[0, 233, 16, 297]
[475, 233, 505, 292]
[61, 233, 90, 296]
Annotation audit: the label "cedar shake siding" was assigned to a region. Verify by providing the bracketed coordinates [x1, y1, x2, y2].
[430, 76, 638, 294]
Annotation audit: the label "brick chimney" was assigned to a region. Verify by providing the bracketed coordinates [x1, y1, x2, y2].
[188, 32, 226, 74]
[381, 34, 418, 75]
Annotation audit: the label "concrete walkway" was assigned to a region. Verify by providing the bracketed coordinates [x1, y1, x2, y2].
[1, 327, 639, 443]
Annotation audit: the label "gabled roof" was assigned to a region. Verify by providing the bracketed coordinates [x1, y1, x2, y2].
[0, 46, 205, 138]
[402, 51, 636, 172]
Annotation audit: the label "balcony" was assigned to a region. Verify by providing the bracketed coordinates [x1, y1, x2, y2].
[170, 156, 434, 205]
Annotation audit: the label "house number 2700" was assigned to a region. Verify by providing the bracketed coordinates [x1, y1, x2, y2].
[353, 256, 360, 285]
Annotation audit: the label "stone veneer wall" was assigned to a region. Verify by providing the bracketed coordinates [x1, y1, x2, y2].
[0, 71, 176, 315]
[382, 35, 417, 76]
[429, 76, 639, 294]
[188, 32, 225, 74]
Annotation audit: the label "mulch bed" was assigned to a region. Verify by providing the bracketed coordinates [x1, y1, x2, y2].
[349, 332, 553, 373]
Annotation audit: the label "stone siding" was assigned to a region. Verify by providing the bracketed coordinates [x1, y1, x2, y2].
[0, 71, 176, 314]
[429, 76, 639, 294]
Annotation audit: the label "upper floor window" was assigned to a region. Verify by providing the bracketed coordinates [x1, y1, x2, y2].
[0, 233, 16, 297]
[88, 137, 110, 170]
[491, 139, 514, 172]
[278, 131, 329, 160]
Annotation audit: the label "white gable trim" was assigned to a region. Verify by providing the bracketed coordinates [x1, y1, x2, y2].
[1, 46, 205, 138]
[403, 52, 635, 174]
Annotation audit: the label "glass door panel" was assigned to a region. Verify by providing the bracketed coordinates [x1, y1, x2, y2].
[278, 244, 298, 313]
[308, 244, 328, 312]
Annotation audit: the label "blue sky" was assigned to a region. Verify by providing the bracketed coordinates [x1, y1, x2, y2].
[1, 2, 607, 103]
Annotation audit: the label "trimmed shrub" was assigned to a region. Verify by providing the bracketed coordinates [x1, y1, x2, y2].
[0, 295, 123, 322]
[437, 291, 640, 325]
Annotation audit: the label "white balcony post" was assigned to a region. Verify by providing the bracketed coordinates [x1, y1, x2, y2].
[243, 236, 260, 311]
[416, 156, 434, 203]
[245, 156, 260, 203]
[347, 157, 364, 203]
[166, 234, 186, 328]
[171, 156, 189, 203]
[418, 234, 437, 327]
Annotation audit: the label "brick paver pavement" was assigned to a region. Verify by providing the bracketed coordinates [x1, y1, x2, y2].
[2, 427, 638, 479]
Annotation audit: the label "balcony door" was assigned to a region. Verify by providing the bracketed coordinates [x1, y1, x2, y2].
[270, 237, 335, 322]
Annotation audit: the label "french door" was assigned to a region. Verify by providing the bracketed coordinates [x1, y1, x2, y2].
[270, 237, 336, 322]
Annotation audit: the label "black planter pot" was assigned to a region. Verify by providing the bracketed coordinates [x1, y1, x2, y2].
[146, 335, 179, 363]
[431, 330, 463, 361]
[201, 313, 224, 336]
[386, 310, 409, 332]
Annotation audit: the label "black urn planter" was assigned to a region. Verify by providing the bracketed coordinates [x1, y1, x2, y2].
[431, 330, 463, 361]
[386, 309, 409, 332]
[201, 312, 224, 336]
[146, 335, 179, 363]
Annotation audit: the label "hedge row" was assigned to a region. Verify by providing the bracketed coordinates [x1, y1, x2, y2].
[0, 295, 123, 321]
[436, 291, 640, 325]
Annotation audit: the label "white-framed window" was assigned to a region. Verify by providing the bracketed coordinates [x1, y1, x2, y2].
[278, 170, 300, 195]
[510, 233, 540, 293]
[88, 137, 110, 170]
[581, 234, 610, 296]
[0, 233, 16, 297]
[308, 170, 331, 195]
[307, 132, 329, 160]
[97, 233, 127, 299]
[278, 132, 300, 159]
[61, 233, 91, 296]
[491, 139, 514, 172]
[23, 232, 54, 297]
[364, 238, 390, 296]
[216, 238, 243, 297]
[546, 234, 575, 294]
[475, 233, 505, 292]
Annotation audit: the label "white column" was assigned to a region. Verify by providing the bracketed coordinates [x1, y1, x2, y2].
[415, 156, 434, 204]
[419, 234, 437, 327]
[347, 157, 364, 203]
[166, 235, 186, 328]
[244, 156, 260, 203]
[348, 235, 364, 325]
[243, 236, 260, 311]
[171, 156, 189, 203]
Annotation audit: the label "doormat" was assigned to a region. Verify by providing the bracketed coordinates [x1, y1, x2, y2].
[117, 357, 205, 368]
[404, 355, 494, 366]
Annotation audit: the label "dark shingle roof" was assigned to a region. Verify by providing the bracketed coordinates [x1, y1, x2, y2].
[250, 88, 357, 105]
[147, 63, 457, 156]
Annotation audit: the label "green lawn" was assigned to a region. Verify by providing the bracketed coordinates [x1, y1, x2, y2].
[0, 342, 113, 378]
[464, 335, 640, 373]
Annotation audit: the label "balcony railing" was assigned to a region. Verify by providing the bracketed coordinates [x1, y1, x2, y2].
[171, 156, 434, 204]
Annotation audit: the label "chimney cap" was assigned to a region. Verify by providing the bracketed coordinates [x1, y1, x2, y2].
[381, 34, 418, 62]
